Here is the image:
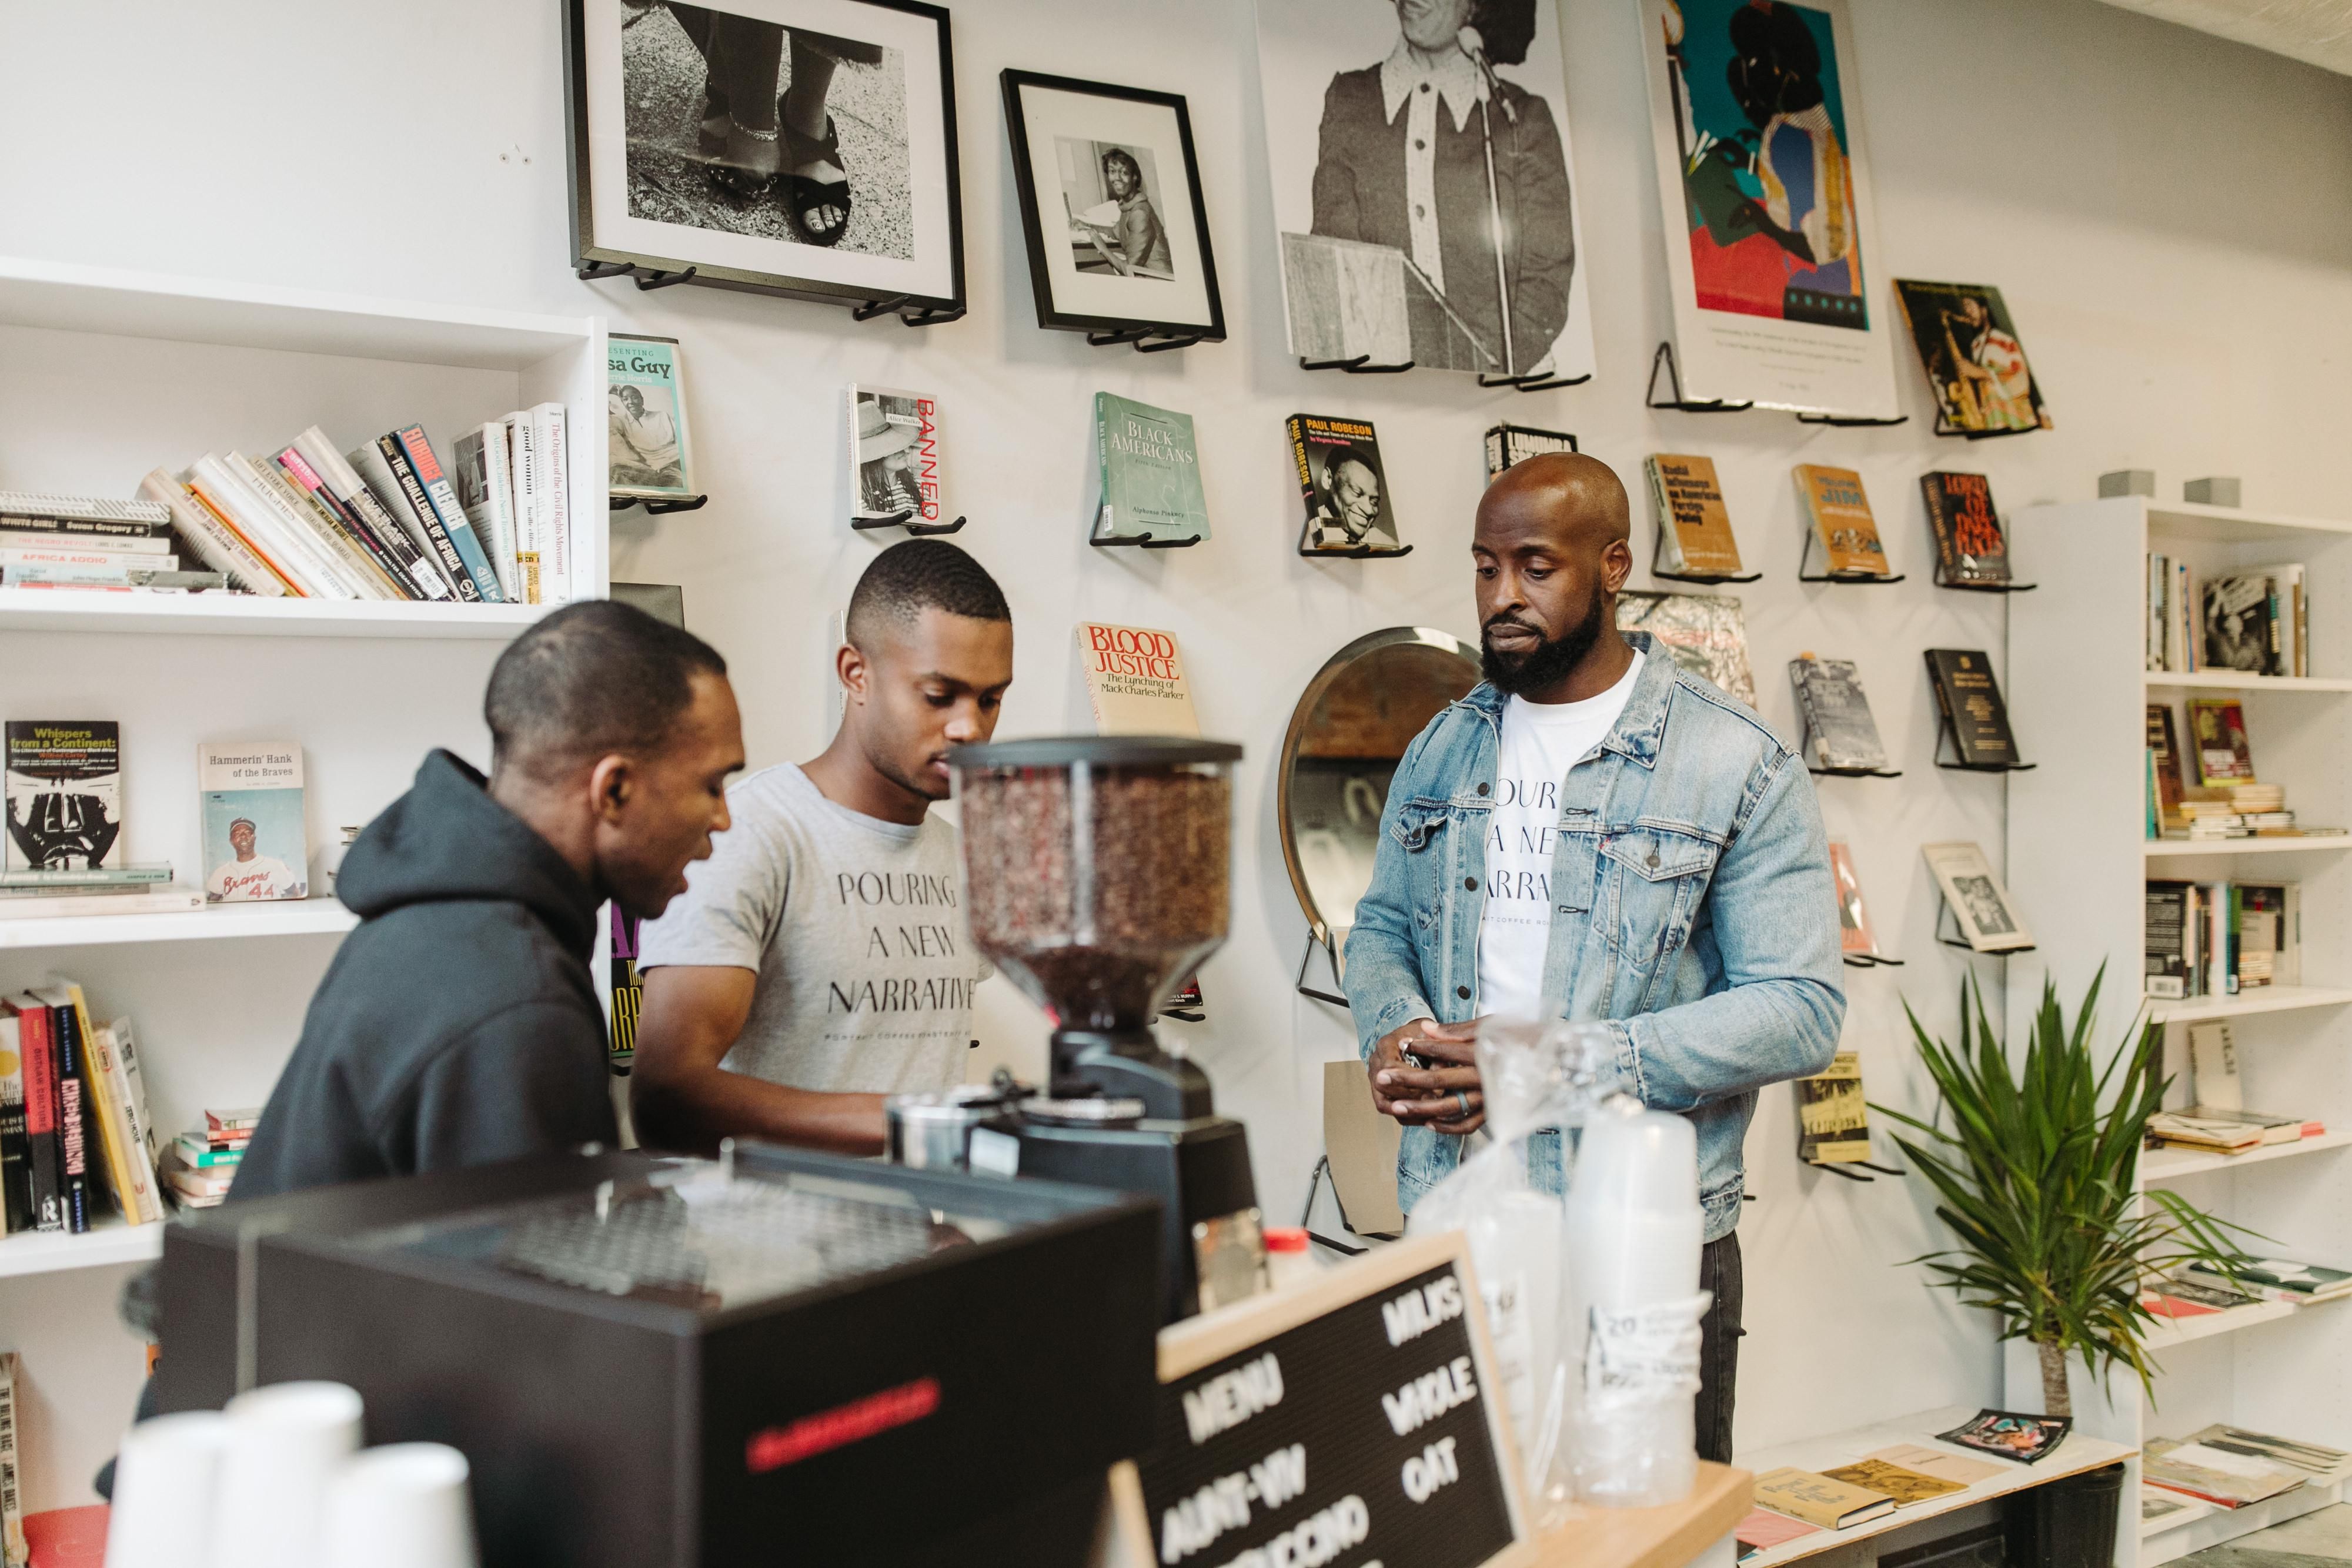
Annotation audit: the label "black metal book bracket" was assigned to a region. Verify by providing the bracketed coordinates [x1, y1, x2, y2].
[1295, 928, 1347, 1007]
[1935, 411, 2039, 440]
[1799, 715, 1902, 778]
[1092, 530, 1202, 550]
[610, 494, 710, 517]
[1302, 542, 1415, 561]
[1813, 1158, 1910, 1183]
[1300, 1157, 1374, 1257]
[1796, 410, 1907, 428]
[1933, 561, 2039, 593]
[1087, 326, 1208, 353]
[576, 261, 699, 290]
[850, 292, 967, 327]
[1299, 353, 1414, 375]
[1797, 526, 1906, 585]
[1933, 716, 2035, 773]
[1645, 342, 1753, 413]
[853, 510, 967, 536]
[1843, 951, 1905, 969]
[1651, 522, 1761, 585]
[1479, 369, 1592, 393]
[1936, 895, 2036, 955]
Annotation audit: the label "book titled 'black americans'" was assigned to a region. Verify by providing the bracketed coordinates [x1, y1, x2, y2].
[4, 721, 121, 872]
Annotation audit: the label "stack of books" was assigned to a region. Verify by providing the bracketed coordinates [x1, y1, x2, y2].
[2180, 801, 2252, 841]
[2183, 1256, 2352, 1305]
[2147, 557, 2310, 677]
[2146, 1108, 2320, 1156]
[0, 864, 201, 921]
[2143, 1426, 2349, 1509]
[0, 494, 226, 591]
[160, 1108, 256, 1210]
[2144, 880, 2299, 998]
[0, 988, 163, 1235]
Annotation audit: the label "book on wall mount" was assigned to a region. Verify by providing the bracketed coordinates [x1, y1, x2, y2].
[1922, 841, 2034, 952]
[1830, 841, 1887, 964]
[1789, 655, 1890, 773]
[607, 333, 697, 503]
[198, 742, 308, 903]
[1093, 394, 1208, 544]
[1075, 623, 1200, 737]
[1919, 472, 2012, 586]
[1484, 424, 1578, 478]
[1923, 650, 2023, 768]
[1795, 1051, 1872, 1167]
[1617, 592, 1756, 708]
[1644, 454, 1745, 577]
[1288, 413, 1403, 556]
[848, 385, 944, 527]
[4, 722, 119, 873]
[1793, 464, 1892, 577]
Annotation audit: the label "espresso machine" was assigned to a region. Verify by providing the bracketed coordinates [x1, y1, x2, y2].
[943, 735, 1264, 1323]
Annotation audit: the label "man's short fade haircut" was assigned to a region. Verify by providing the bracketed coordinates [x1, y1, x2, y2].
[844, 539, 1011, 650]
[485, 599, 727, 783]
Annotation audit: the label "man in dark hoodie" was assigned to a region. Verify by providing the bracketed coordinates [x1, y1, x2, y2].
[230, 599, 745, 1196]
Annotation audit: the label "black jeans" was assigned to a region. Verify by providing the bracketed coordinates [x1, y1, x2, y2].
[1696, 1232, 1743, 1465]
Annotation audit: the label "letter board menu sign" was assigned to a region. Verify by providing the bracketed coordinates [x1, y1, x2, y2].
[1111, 1232, 1531, 1568]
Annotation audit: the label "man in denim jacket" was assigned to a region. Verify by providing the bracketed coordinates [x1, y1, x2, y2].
[1344, 452, 1845, 1460]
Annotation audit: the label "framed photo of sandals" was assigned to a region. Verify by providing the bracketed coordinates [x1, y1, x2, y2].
[565, 0, 965, 321]
[1001, 71, 1226, 347]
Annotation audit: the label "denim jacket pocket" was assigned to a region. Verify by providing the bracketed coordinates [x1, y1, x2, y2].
[1599, 825, 1721, 1004]
[1391, 799, 1449, 851]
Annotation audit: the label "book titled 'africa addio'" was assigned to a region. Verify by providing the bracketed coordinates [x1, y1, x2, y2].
[1093, 393, 1208, 544]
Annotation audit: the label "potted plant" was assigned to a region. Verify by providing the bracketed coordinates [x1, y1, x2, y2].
[1877, 967, 2248, 1416]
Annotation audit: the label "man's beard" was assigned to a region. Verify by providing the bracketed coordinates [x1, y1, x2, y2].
[1482, 590, 1606, 696]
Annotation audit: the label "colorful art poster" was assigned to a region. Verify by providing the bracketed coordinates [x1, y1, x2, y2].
[1638, 0, 1899, 417]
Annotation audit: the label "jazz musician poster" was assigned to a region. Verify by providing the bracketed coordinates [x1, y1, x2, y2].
[1636, 0, 1900, 417]
[1255, 0, 1595, 382]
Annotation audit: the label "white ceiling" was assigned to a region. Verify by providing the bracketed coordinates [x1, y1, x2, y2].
[2092, 0, 2352, 74]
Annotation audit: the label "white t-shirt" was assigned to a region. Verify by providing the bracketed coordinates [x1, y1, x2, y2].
[1476, 653, 1644, 1022]
[207, 854, 300, 902]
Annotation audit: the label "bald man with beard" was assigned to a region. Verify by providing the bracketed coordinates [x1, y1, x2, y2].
[1342, 453, 1845, 1461]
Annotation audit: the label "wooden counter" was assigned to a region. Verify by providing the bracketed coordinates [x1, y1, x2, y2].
[1532, 1462, 1751, 1568]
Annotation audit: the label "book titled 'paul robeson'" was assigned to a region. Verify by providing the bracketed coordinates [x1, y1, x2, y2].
[4, 722, 121, 872]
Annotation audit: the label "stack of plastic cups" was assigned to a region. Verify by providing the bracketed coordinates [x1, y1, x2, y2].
[319, 1443, 481, 1568]
[104, 1413, 232, 1568]
[207, 1382, 366, 1568]
[1561, 1098, 1706, 1507]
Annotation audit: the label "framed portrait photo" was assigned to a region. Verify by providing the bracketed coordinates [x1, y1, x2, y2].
[565, 0, 965, 320]
[1001, 71, 1225, 346]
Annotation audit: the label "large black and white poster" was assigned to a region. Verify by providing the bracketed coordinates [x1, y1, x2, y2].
[568, 0, 961, 310]
[1255, 0, 1595, 381]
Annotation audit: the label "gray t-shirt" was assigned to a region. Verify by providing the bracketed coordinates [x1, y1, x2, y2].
[636, 763, 984, 1094]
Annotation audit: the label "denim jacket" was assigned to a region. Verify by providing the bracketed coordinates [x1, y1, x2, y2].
[1342, 634, 1846, 1242]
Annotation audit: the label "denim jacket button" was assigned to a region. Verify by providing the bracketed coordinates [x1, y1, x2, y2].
[1646, 851, 1661, 868]
[1456, 985, 1471, 999]
[1476, 783, 1490, 795]
[1464, 876, 1478, 890]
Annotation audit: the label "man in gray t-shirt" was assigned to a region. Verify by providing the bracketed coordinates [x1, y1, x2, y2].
[631, 541, 1014, 1156]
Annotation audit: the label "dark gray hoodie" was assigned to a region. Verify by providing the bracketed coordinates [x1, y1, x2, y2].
[229, 749, 616, 1199]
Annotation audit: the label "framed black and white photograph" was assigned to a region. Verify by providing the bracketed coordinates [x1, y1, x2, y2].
[1001, 71, 1225, 345]
[566, 0, 964, 318]
[1252, 0, 1596, 380]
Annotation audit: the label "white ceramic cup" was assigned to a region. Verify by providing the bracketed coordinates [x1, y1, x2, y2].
[105, 1411, 232, 1568]
[207, 1381, 365, 1568]
[320, 1443, 480, 1568]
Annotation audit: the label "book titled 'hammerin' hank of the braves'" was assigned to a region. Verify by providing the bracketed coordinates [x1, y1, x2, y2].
[198, 741, 308, 902]
[5, 722, 120, 872]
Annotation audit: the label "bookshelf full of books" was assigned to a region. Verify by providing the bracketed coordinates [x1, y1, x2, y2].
[0, 256, 609, 1506]
[2010, 491, 2352, 1566]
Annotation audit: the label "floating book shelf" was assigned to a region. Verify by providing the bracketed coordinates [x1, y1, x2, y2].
[1644, 342, 1752, 413]
[576, 260, 696, 291]
[1479, 369, 1589, 393]
[853, 510, 965, 536]
[1300, 353, 1412, 375]
[1302, 543, 1413, 561]
[1933, 563, 2036, 591]
[1843, 951, 1905, 969]
[1935, 896, 2035, 954]
[1093, 530, 1200, 550]
[1796, 410, 1907, 428]
[1934, 412, 2035, 440]
[1653, 566, 1761, 586]
[1088, 326, 1204, 353]
[1797, 528, 1905, 584]
[611, 494, 707, 516]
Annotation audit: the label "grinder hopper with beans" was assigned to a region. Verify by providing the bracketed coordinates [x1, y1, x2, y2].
[941, 735, 1262, 1324]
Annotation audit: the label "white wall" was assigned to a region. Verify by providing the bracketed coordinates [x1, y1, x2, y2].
[3, 0, 2350, 1483]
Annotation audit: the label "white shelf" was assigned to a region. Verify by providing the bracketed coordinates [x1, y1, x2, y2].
[0, 898, 358, 950]
[2142, 1295, 2306, 1348]
[2144, 501, 2352, 544]
[2145, 836, 2352, 858]
[0, 1219, 164, 1280]
[2149, 985, 2352, 1024]
[1733, 1404, 2137, 1568]
[0, 589, 553, 640]
[2143, 1476, 2347, 1566]
[2140, 1492, 2216, 1539]
[2144, 672, 2352, 693]
[2141, 1129, 2352, 1182]
[0, 255, 593, 369]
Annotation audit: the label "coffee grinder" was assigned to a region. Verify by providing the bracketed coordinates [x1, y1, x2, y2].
[946, 736, 1263, 1323]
